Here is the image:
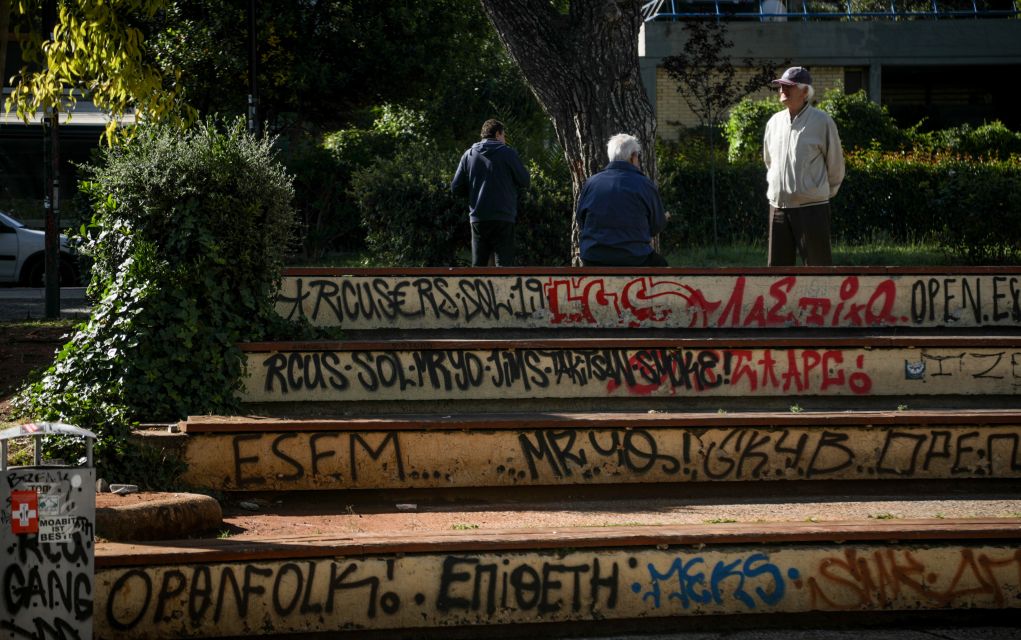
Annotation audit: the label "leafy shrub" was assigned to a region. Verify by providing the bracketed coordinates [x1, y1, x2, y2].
[931, 157, 1021, 263]
[658, 147, 1021, 264]
[279, 139, 354, 259]
[352, 148, 468, 266]
[17, 119, 295, 483]
[723, 97, 781, 162]
[301, 106, 435, 259]
[833, 150, 947, 245]
[818, 89, 909, 152]
[911, 121, 1021, 160]
[658, 141, 765, 249]
[351, 146, 574, 267]
[516, 160, 573, 266]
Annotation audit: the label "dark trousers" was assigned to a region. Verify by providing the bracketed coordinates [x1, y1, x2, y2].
[767, 203, 833, 266]
[582, 250, 669, 267]
[471, 220, 515, 266]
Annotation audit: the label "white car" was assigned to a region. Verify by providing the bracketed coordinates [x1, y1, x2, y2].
[0, 210, 80, 286]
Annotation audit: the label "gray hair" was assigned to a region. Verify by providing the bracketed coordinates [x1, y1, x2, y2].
[607, 133, 641, 163]
[801, 83, 815, 102]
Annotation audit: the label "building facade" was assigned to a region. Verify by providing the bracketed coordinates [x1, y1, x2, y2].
[640, 2, 1021, 140]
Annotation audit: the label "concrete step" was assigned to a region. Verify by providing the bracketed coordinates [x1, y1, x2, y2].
[239, 336, 1021, 408]
[174, 409, 1021, 491]
[276, 267, 1021, 331]
[93, 515, 1021, 638]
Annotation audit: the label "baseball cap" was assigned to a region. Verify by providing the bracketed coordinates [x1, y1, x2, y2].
[771, 66, 812, 86]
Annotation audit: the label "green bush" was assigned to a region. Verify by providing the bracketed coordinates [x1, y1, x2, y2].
[279, 139, 355, 259]
[723, 97, 781, 162]
[911, 121, 1021, 160]
[833, 151, 949, 244]
[931, 157, 1021, 263]
[351, 149, 575, 267]
[723, 90, 909, 162]
[818, 89, 910, 152]
[516, 160, 573, 266]
[302, 106, 435, 259]
[17, 119, 295, 483]
[352, 148, 468, 266]
[658, 147, 1021, 264]
[658, 143, 765, 249]
[724, 91, 1020, 161]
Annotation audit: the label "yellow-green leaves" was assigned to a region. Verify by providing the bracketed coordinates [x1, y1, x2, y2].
[4, 0, 195, 143]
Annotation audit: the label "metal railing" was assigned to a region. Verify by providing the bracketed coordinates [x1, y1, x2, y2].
[642, 0, 1020, 20]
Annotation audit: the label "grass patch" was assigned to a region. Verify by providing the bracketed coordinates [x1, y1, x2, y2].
[287, 252, 376, 268]
[834, 240, 948, 266]
[303, 240, 951, 269]
[451, 523, 480, 530]
[869, 512, 898, 520]
[704, 517, 738, 524]
[666, 242, 765, 267]
[0, 318, 77, 330]
[666, 239, 948, 267]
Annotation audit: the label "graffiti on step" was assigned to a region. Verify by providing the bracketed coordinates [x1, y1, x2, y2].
[180, 424, 1021, 491]
[244, 347, 1021, 402]
[94, 544, 1021, 637]
[276, 274, 1021, 329]
[804, 547, 1021, 610]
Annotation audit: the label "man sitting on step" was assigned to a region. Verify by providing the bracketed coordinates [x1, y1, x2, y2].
[576, 133, 670, 267]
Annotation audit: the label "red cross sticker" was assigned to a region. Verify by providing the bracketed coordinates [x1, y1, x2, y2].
[10, 490, 39, 535]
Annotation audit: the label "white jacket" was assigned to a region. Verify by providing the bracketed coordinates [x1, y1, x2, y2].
[763, 104, 845, 208]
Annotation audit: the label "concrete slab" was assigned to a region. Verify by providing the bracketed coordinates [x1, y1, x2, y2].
[96, 491, 222, 542]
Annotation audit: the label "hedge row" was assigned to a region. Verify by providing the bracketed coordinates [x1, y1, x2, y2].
[309, 99, 1021, 266]
[347, 146, 1021, 266]
[725, 90, 1021, 161]
[659, 150, 1021, 264]
[349, 146, 572, 266]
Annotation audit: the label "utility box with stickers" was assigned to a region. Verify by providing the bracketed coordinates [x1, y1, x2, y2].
[1, 422, 97, 640]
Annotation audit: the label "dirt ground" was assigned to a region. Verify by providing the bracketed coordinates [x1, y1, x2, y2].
[87, 483, 1021, 541]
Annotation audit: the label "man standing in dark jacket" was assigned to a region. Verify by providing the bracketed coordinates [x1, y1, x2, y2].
[451, 119, 531, 266]
[576, 134, 669, 267]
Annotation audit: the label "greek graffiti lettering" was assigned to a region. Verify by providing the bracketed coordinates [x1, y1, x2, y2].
[277, 274, 1021, 329]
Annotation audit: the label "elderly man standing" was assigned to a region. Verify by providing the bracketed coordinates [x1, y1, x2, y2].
[576, 133, 669, 267]
[763, 66, 845, 266]
[451, 119, 530, 267]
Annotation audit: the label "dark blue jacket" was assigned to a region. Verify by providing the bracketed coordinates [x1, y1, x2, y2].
[576, 161, 667, 265]
[451, 139, 530, 223]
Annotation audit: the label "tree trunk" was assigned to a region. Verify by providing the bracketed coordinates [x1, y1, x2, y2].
[479, 0, 657, 264]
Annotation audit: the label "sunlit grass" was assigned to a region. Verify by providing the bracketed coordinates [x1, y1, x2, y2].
[299, 240, 952, 269]
[665, 240, 949, 267]
[0, 318, 77, 330]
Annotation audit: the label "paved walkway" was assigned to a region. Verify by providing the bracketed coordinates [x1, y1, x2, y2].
[0, 286, 90, 321]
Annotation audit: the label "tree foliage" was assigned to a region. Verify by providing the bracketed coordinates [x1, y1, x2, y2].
[4, 0, 193, 141]
[723, 96, 781, 161]
[662, 19, 784, 248]
[662, 20, 782, 130]
[147, 0, 506, 137]
[817, 88, 909, 152]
